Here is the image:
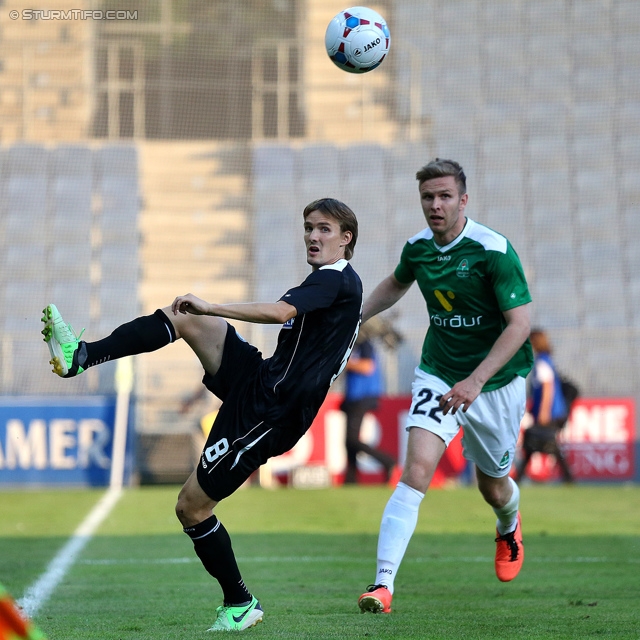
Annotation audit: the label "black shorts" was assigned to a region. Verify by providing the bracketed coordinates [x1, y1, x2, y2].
[196, 323, 301, 502]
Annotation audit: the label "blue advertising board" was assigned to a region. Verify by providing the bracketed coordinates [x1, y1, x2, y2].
[0, 396, 134, 486]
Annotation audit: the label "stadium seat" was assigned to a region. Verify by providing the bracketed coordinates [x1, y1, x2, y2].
[582, 278, 627, 328]
[483, 173, 525, 208]
[576, 206, 620, 242]
[586, 339, 638, 397]
[572, 68, 616, 103]
[528, 171, 571, 206]
[632, 287, 640, 329]
[6, 175, 48, 215]
[529, 67, 572, 103]
[529, 286, 580, 328]
[579, 241, 622, 279]
[51, 243, 92, 280]
[525, 103, 568, 137]
[96, 145, 138, 176]
[52, 145, 93, 176]
[527, 136, 569, 170]
[99, 281, 139, 329]
[100, 244, 139, 282]
[6, 144, 49, 175]
[572, 140, 615, 176]
[3, 281, 48, 332]
[572, 104, 615, 136]
[529, 204, 567, 236]
[532, 241, 577, 280]
[342, 145, 387, 193]
[253, 153, 295, 209]
[3, 244, 46, 280]
[297, 146, 344, 204]
[54, 176, 93, 214]
[575, 169, 615, 210]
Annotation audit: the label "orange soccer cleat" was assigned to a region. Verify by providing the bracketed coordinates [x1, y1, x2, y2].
[358, 584, 392, 614]
[495, 512, 524, 582]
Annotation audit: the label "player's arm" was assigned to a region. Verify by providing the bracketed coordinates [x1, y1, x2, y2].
[534, 360, 555, 425]
[362, 274, 412, 323]
[440, 303, 531, 415]
[537, 379, 554, 425]
[171, 293, 297, 324]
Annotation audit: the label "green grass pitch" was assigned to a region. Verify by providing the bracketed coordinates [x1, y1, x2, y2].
[1, 484, 639, 639]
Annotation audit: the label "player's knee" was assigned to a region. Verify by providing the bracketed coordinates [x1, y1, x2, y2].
[175, 494, 189, 526]
[171, 309, 226, 342]
[402, 460, 434, 493]
[478, 478, 510, 508]
[175, 487, 199, 527]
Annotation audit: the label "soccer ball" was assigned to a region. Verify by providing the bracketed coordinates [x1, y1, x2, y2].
[325, 6, 391, 74]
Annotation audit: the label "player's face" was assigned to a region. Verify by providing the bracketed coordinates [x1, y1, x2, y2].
[304, 210, 352, 270]
[419, 175, 468, 245]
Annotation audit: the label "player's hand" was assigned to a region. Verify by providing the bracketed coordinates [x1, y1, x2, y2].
[439, 377, 483, 415]
[171, 293, 211, 316]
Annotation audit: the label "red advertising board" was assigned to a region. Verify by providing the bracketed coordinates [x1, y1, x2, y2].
[270, 393, 466, 486]
[270, 394, 636, 486]
[514, 398, 636, 482]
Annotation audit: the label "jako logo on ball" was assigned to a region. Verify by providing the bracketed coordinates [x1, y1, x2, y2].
[325, 6, 390, 74]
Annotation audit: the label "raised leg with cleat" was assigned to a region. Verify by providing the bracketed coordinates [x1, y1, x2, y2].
[41, 304, 85, 378]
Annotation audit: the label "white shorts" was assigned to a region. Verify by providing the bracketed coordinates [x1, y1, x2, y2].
[405, 368, 526, 477]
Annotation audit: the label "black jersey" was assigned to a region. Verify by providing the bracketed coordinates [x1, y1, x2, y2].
[258, 259, 362, 435]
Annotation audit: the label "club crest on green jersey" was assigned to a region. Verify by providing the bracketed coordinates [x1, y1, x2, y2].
[456, 259, 470, 278]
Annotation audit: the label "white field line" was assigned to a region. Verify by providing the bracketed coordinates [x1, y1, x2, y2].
[78, 555, 640, 566]
[18, 487, 123, 618]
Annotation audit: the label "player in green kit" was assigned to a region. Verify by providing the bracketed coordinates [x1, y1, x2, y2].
[357, 159, 534, 614]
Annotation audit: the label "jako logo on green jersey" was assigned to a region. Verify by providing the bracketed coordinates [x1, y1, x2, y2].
[456, 259, 470, 278]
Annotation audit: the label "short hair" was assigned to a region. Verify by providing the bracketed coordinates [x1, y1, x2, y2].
[530, 329, 552, 354]
[302, 198, 358, 260]
[416, 158, 467, 196]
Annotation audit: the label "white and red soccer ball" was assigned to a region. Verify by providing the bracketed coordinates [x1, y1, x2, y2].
[325, 6, 391, 74]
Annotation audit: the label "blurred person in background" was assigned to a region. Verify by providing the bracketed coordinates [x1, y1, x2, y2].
[513, 329, 574, 484]
[41, 198, 362, 632]
[356, 158, 533, 614]
[341, 319, 397, 484]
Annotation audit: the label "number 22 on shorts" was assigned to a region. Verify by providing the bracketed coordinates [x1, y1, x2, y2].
[411, 389, 444, 423]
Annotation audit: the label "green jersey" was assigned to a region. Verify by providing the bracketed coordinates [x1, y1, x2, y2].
[394, 218, 533, 391]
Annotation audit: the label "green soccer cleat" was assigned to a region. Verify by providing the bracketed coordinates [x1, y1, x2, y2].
[207, 597, 263, 632]
[41, 304, 85, 378]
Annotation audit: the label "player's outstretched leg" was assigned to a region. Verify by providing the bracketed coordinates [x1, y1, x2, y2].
[495, 512, 524, 582]
[207, 597, 264, 631]
[42, 305, 178, 378]
[358, 584, 392, 614]
[41, 304, 85, 377]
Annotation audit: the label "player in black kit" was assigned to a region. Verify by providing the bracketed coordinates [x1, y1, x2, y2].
[41, 198, 362, 631]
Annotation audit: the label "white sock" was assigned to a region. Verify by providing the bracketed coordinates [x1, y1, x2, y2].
[375, 481, 425, 594]
[494, 477, 520, 535]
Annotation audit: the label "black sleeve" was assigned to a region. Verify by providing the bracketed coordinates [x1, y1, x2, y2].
[279, 269, 341, 315]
